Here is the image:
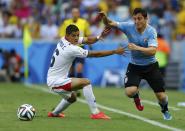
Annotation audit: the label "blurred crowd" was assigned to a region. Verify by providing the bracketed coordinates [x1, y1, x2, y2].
[0, 0, 185, 43]
[0, 48, 23, 82]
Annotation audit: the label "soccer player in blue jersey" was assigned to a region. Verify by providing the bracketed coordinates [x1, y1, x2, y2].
[99, 8, 172, 120]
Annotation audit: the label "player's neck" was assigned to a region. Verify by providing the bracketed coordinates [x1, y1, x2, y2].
[73, 18, 78, 23]
[137, 24, 147, 34]
[65, 36, 71, 43]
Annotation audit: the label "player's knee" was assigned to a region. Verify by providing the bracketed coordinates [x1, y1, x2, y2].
[81, 79, 90, 86]
[126, 92, 134, 98]
[125, 88, 137, 98]
[67, 95, 77, 103]
[155, 92, 167, 101]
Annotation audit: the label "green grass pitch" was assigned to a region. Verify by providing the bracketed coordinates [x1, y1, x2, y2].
[0, 83, 185, 131]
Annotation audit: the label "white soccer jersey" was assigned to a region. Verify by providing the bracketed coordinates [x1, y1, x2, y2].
[47, 37, 88, 84]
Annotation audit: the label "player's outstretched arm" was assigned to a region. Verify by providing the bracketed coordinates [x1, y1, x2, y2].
[82, 26, 111, 45]
[98, 12, 118, 28]
[87, 47, 124, 57]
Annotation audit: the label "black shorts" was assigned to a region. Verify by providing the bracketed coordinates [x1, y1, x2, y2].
[124, 62, 165, 93]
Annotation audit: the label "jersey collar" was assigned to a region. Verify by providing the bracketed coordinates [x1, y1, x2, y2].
[61, 37, 71, 45]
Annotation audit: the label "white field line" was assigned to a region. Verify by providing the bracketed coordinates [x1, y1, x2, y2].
[142, 100, 181, 111]
[28, 85, 184, 131]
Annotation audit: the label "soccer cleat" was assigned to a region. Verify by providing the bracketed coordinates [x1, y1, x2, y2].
[48, 112, 65, 118]
[90, 112, 111, 120]
[134, 98, 144, 111]
[162, 111, 172, 120]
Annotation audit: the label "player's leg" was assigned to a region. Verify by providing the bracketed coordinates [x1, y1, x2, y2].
[48, 78, 76, 118]
[71, 78, 110, 119]
[75, 58, 85, 97]
[48, 77, 90, 117]
[124, 63, 144, 111]
[76, 58, 84, 78]
[145, 62, 172, 120]
[49, 78, 89, 117]
[48, 93, 76, 118]
[155, 92, 172, 120]
[69, 60, 75, 77]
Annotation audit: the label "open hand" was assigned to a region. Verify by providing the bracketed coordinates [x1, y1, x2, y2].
[98, 11, 106, 17]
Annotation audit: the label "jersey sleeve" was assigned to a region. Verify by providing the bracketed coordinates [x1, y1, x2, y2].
[117, 22, 130, 32]
[71, 46, 88, 58]
[148, 28, 158, 47]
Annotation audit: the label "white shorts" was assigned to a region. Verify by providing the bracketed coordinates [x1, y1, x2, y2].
[47, 77, 73, 99]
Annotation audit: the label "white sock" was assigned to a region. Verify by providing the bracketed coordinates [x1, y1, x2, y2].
[83, 84, 100, 114]
[52, 99, 71, 115]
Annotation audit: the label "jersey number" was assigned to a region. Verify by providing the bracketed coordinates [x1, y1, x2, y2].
[50, 48, 59, 67]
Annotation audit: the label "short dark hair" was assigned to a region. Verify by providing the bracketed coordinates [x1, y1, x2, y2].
[66, 24, 79, 35]
[133, 8, 147, 18]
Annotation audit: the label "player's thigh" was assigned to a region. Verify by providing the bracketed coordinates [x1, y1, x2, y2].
[71, 78, 90, 91]
[50, 78, 73, 99]
[145, 63, 165, 93]
[124, 65, 141, 88]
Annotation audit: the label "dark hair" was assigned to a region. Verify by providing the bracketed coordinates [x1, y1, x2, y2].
[133, 8, 147, 18]
[66, 24, 79, 35]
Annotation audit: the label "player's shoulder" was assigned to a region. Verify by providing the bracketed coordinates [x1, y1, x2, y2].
[118, 21, 134, 28]
[147, 24, 157, 33]
[63, 19, 73, 24]
[78, 18, 89, 24]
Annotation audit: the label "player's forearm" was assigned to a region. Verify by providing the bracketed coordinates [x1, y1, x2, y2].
[88, 50, 116, 57]
[137, 46, 156, 56]
[102, 16, 117, 27]
[84, 36, 100, 45]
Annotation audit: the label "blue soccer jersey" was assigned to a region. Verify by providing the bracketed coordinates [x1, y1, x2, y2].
[117, 22, 158, 65]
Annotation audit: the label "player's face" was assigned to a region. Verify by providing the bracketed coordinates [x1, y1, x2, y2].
[67, 31, 80, 44]
[72, 9, 80, 19]
[133, 13, 147, 30]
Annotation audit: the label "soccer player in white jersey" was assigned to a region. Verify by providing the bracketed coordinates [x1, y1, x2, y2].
[47, 24, 124, 119]
[98, 8, 172, 120]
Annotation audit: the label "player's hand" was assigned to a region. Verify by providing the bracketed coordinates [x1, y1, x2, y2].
[128, 43, 139, 50]
[114, 47, 124, 55]
[100, 26, 112, 39]
[97, 11, 109, 25]
[98, 11, 106, 18]
[95, 12, 106, 22]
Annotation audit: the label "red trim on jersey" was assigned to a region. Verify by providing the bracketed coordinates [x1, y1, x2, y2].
[52, 83, 72, 91]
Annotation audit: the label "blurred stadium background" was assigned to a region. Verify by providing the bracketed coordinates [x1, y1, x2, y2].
[0, 0, 185, 89]
[1, 0, 185, 130]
